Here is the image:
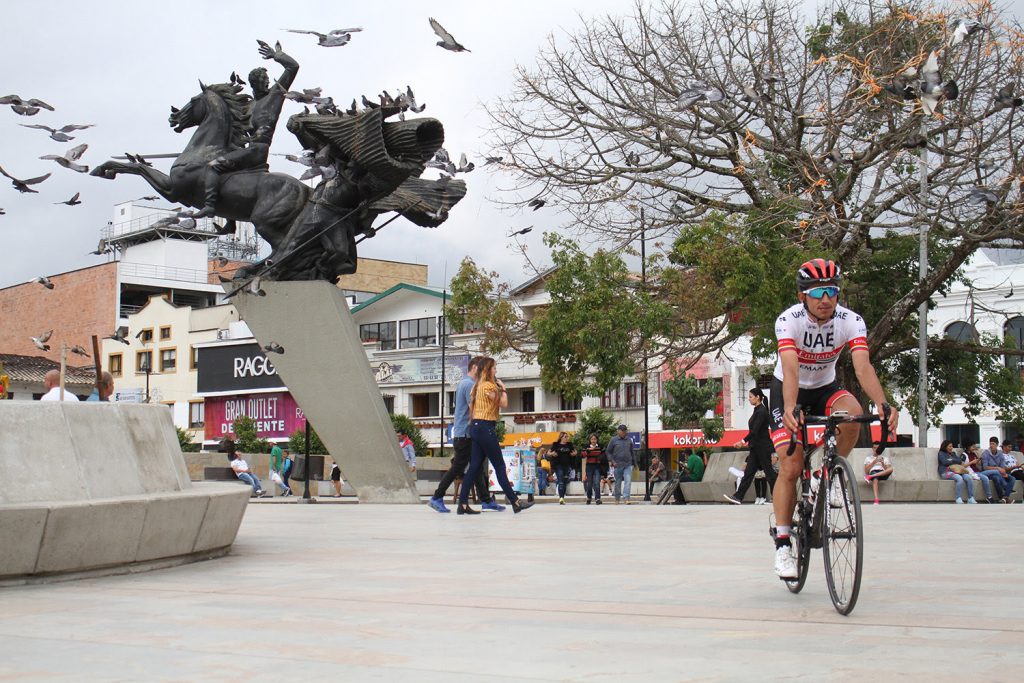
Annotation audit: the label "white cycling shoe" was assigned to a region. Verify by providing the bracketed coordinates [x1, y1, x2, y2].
[774, 546, 799, 579]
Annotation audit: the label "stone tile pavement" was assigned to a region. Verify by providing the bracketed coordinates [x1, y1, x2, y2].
[0, 502, 1021, 681]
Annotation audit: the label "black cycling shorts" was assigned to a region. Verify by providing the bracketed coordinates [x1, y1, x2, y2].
[768, 377, 854, 449]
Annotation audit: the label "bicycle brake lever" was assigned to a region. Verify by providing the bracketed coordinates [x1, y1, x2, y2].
[786, 405, 802, 456]
[875, 403, 892, 455]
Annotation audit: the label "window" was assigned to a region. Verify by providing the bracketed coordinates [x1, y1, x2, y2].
[1005, 317, 1024, 374]
[696, 378, 724, 416]
[400, 316, 437, 348]
[160, 348, 177, 372]
[138, 328, 153, 343]
[160, 326, 171, 340]
[559, 394, 582, 411]
[520, 388, 535, 413]
[136, 351, 153, 373]
[411, 392, 440, 417]
[190, 346, 199, 370]
[625, 382, 644, 408]
[189, 401, 205, 428]
[446, 391, 456, 415]
[382, 394, 395, 414]
[602, 386, 620, 409]
[109, 353, 123, 377]
[944, 322, 978, 395]
[359, 322, 397, 350]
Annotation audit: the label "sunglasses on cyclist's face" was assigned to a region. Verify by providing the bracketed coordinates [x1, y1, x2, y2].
[802, 286, 840, 299]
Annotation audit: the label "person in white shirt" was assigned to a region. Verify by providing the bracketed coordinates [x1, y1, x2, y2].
[863, 450, 893, 505]
[38, 370, 80, 402]
[229, 454, 266, 497]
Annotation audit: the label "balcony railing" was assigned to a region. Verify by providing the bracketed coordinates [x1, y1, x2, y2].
[119, 261, 210, 285]
[101, 213, 222, 241]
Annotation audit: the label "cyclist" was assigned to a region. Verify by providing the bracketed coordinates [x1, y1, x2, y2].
[769, 258, 898, 579]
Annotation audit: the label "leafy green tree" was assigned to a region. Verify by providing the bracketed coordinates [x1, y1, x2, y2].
[660, 372, 724, 444]
[570, 407, 619, 451]
[231, 415, 270, 454]
[495, 419, 507, 445]
[174, 426, 201, 452]
[288, 424, 329, 455]
[390, 413, 428, 458]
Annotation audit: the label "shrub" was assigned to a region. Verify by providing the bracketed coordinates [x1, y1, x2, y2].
[390, 413, 428, 458]
[232, 415, 270, 453]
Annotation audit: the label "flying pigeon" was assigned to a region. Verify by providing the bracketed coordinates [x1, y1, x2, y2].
[19, 123, 94, 142]
[70, 345, 90, 358]
[994, 84, 1023, 110]
[263, 342, 285, 354]
[30, 330, 53, 352]
[88, 238, 110, 255]
[527, 198, 546, 211]
[33, 275, 54, 289]
[949, 18, 987, 47]
[0, 208, 5, 215]
[674, 80, 725, 110]
[427, 148, 457, 175]
[284, 87, 326, 104]
[40, 143, 89, 173]
[55, 192, 82, 206]
[455, 153, 474, 174]
[968, 186, 998, 205]
[404, 86, 426, 113]
[429, 17, 470, 52]
[0, 165, 51, 193]
[106, 329, 130, 345]
[136, 195, 161, 201]
[740, 84, 771, 104]
[283, 28, 361, 47]
[919, 51, 958, 115]
[0, 94, 54, 115]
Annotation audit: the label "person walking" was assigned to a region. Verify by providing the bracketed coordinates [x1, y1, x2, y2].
[329, 458, 343, 497]
[457, 357, 532, 514]
[581, 434, 604, 505]
[937, 440, 977, 504]
[724, 388, 777, 505]
[397, 430, 416, 473]
[606, 424, 636, 504]
[549, 432, 576, 505]
[269, 442, 291, 497]
[428, 357, 502, 513]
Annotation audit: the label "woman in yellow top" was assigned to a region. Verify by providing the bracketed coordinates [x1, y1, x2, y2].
[457, 357, 533, 514]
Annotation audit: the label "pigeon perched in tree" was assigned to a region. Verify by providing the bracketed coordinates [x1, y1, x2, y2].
[740, 84, 771, 104]
[527, 198, 546, 211]
[968, 186, 998, 205]
[979, 159, 997, 171]
[19, 123, 94, 142]
[574, 103, 589, 113]
[901, 134, 928, 149]
[484, 156, 503, 165]
[625, 151, 640, 167]
[283, 28, 362, 47]
[763, 73, 786, 84]
[674, 80, 725, 110]
[33, 276, 54, 289]
[919, 51, 958, 115]
[263, 342, 285, 354]
[949, 18, 987, 47]
[106, 329, 130, 345]
[55, 192, 82, 206]
[70, 345, 90, 358]
[994, 84, 1024, 109]
[0, 165, 51, 193]
[30, 330, 53, 352]
[429, 17, 470, 52]
[40, 144, 89, 173]
[0, 94, 54, 115]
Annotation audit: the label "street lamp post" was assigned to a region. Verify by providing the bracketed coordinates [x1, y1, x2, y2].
[139, 353, 151, 403]
[439, 291, 447, 460]
[917, 120, 929, 449]
[640, 208, 652, 501]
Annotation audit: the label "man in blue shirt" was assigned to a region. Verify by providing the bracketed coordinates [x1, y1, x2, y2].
[86, 372, 114, 402]
[428, 357, 504, 513]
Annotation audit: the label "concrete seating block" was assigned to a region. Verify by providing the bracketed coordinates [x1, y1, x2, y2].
[136, 493, 210, 562]
[61, 404, 146, 499]
[120, 404, 191, 491]
[0, 506, 49, 575]
[36, 499, 146, 574]
[193, 484, 251, 553]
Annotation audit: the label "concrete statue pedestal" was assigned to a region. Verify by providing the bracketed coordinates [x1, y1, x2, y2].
[233, 281, 419, 503]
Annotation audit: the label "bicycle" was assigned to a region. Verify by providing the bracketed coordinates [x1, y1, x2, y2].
[770, 404, 891, 615]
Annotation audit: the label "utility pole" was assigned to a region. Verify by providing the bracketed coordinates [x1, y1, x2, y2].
[917, 119, 929, 448]
[640, 208, 652, 501]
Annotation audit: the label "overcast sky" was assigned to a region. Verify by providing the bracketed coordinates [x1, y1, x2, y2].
[2, 0, 1021, 291]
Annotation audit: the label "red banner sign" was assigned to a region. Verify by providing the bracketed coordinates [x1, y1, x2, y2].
[649, 425, 883, 449]
[204, 392, 306, 441]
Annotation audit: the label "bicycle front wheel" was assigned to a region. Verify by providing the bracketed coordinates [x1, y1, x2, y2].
[821, 455, 864, 615]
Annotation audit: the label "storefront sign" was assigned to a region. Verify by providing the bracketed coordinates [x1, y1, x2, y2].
[649, 425, 883, 449]
[204, 391, 305, 441]
[372, 354, 469, 385]
[197, 343, 286, 394]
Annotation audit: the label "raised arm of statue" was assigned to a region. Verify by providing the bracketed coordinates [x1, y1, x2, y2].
[258, 42, 299, 91]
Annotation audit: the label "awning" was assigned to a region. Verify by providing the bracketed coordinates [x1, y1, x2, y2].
[501, 431, 570, 447]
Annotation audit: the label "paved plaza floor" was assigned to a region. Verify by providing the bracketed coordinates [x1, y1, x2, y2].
[0, 501, 1021, 681]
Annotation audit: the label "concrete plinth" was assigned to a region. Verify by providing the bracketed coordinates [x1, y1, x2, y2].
[233, 281, 419, 503]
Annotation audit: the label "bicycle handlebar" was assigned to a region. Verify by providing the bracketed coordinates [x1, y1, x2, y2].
[785, 404, 892, 456]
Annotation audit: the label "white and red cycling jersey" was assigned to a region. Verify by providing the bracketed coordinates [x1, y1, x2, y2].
[773, 302, 869, 389]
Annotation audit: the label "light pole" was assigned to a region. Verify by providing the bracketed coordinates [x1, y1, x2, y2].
[640, 208, 652, 501]
[916, 120, 929, 448]
[439, 290, 447, 459]
[139, 353, 151, 403]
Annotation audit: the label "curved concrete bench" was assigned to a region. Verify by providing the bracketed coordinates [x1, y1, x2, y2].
[0, 403, 250, 583]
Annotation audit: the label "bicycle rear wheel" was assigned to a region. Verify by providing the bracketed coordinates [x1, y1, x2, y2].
[821, 455, 864, 615]
[785, 502, 811, 594]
